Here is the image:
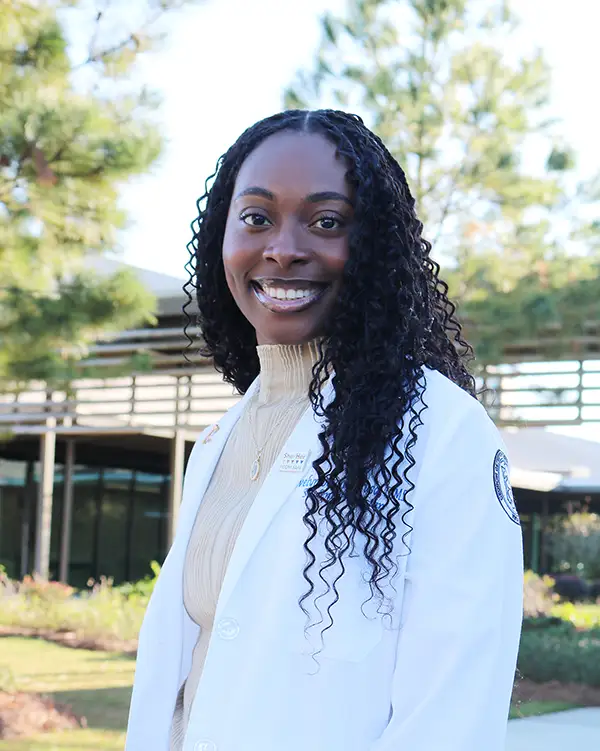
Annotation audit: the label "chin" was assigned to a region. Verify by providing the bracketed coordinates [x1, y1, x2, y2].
[258, 323, 322, 346]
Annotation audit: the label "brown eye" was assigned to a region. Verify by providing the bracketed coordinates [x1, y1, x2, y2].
[312, 215, 344, 231]
[240, 212, 272, 227]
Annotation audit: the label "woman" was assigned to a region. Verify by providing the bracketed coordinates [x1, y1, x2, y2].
[126, 109, 523, 751]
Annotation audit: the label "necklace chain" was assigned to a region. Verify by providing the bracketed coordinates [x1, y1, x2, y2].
[246, 392, 307, 482]
[247, 395, 269, 482]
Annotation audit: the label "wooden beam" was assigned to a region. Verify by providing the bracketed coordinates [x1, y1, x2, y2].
[58, 440, 75, 583]
[33, 427, 56, 579]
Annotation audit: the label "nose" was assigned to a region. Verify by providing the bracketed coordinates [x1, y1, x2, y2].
[263, 222, 309, 269]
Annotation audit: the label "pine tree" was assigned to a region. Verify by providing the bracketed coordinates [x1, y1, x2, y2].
[0, 0, 199, 385]
[285, 0, 600, 363]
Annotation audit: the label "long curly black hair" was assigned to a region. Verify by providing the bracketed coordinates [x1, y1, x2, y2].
[184, 109, 475, 651]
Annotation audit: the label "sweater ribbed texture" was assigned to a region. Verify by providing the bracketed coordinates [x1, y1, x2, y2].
[169, 341, 320, 749]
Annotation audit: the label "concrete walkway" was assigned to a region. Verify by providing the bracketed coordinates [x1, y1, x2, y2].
[506, 708, 600, 750]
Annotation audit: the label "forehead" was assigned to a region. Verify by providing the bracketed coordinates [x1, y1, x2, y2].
[233, 131, 349, 196]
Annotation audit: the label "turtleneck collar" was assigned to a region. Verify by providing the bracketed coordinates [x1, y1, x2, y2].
[256, 341, 321, 404]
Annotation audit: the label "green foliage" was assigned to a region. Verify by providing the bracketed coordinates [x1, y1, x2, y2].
[0, 269, 156, 386]
[546, 512, 600, 581]
[518, 623, 600, 687]
[0, 563, 161, 642]
[0, 0, 200, 385]
[0, 664, 17, 693]
[552, 603, 600, 630]
[454, 258, 600, 364]
[285, 0, 600, 361]
[114, 559, 161, 600]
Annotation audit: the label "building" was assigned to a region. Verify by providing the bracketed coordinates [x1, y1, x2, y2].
[1, 262, 599, 587]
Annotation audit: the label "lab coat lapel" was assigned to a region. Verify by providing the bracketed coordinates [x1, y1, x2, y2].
[215, 379, 334, 621]
[176, 378, 258, 542]
[126, 379, 260, 751]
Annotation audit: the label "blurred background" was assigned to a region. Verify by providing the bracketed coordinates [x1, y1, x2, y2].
[1, 0, 599, 748]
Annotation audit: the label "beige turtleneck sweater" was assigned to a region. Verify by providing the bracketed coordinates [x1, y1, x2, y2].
[170, 341, 320, 749]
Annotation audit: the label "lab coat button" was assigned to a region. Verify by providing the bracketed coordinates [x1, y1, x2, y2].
[217, 617, 240, 640]
[194, 741, 216, 751]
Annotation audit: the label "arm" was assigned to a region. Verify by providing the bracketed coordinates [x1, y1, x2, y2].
[370, 402, 523, 751]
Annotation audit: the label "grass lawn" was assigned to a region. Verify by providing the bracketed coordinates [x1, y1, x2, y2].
[0, 637, 134, 750]
[509, 700, 578, 719]
[0, 636, 583, 749]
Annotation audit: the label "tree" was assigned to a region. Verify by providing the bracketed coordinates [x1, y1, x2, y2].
[285, 0, 600, 363]
[0, 0, 199, 386]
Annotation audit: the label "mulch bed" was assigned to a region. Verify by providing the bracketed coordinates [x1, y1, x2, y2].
[0, 625, 137, 656]
[0, 691, 86, 739]
[513, 677, 600, 707]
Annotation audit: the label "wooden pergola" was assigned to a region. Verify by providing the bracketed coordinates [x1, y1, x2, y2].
[1, 306, 599, 581]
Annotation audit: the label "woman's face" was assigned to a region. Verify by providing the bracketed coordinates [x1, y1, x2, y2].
[222, 131, 353, 345]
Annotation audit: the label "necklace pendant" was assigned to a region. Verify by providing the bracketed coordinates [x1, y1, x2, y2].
[250, 456, 261, 482]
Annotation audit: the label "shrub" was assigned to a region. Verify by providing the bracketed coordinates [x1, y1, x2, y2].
[546, 512, 600, 580]
[114, 560, 161, 601]
[521, 616, 564, 631]
[0, 564, 161, 644]
[523, 570, 559, 618]
[18, 576, 76, 603]
[551, 573, 591, 602]
[551, 602, 600, 630]
[518, 624, 600, 687]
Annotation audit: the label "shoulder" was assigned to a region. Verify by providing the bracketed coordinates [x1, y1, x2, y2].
[411, 367, 509, 496]
[408, 369, 520, 530]
[420, 366, 499, 448]
[185, 394, 248, 472]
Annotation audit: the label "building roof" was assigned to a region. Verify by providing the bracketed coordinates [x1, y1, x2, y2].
[83, 256, 186, 300]
[500, 427, 600, 493]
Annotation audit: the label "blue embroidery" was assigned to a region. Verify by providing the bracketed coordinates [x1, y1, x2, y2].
[493, 450, 520, 526]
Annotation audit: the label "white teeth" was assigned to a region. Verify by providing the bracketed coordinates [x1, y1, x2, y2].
[260, 285, 320, 301]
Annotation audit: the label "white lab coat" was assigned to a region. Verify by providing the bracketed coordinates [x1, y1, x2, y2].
[126, 367, 524, 751]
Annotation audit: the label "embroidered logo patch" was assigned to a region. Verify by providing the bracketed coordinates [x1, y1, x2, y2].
[493, 450, 520, 525]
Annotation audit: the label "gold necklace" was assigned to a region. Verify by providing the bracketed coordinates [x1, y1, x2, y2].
[247, 397, 270, 482]
[246, 392, 308, 482]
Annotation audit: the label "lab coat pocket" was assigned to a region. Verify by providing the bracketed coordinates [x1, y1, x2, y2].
[290, 553, 387, 664]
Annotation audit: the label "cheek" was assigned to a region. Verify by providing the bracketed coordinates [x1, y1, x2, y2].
[328, 240, 350, 279]
[221, 224, 249, 287]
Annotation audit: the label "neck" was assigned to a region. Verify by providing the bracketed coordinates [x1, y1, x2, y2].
[256, 340, 321, 403]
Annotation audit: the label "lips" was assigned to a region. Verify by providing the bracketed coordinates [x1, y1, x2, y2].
[250, 279, 329, 313]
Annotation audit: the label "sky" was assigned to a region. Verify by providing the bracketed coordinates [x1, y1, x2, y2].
[116, 0, 600, 280]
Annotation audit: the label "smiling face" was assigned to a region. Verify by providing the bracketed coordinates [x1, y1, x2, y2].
[222, 131, 352, 345]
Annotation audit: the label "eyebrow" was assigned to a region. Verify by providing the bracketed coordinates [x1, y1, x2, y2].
[307, 191, 353, 207]
[234, 186, 353, 207]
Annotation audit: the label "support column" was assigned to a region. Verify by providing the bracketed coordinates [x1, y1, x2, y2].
[59, 439, 75, 583]
[540, 495, 550, 574]
[34, 427, 57, 579]
[168, 430, 185, 550]
[20, 462, 34, 579]
[530, 512, 541, 574]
